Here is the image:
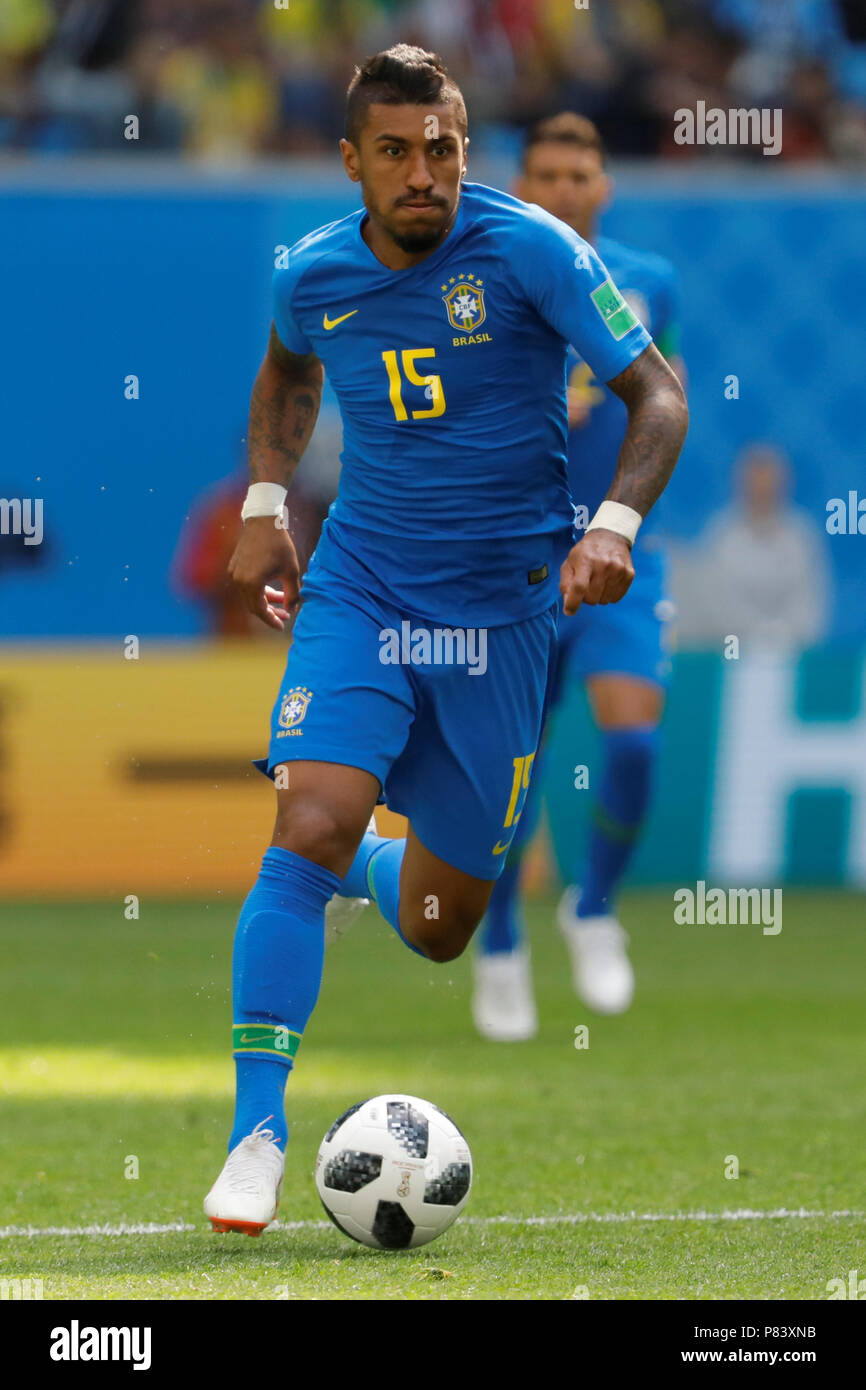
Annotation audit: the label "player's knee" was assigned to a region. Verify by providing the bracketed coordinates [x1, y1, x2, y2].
[423, 937, 469, 964]
[402, 902, 483, 963]
[271, 796, 359, 872]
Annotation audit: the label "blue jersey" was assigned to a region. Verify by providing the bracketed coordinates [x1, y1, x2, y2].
[273, 183, 651, 626]
[567, 236, 680, 546]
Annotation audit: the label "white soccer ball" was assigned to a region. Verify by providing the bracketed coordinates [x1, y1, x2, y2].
[315, 1094, 473, 1249]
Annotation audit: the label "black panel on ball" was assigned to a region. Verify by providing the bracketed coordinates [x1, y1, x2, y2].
[386, 1101, 429, 1158]
[323, 1150, 383, 1193]
[372, 1200, 415, 1249]
[423, 1161, 471, 1205]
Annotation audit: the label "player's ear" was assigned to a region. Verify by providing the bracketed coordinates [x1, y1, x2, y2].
[460, 134, 469, 179]
[340, 137, 361, 183]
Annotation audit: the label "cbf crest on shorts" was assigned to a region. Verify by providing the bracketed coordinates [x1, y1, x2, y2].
[279, 687, 312, 729]
[442, 274, 486, 333]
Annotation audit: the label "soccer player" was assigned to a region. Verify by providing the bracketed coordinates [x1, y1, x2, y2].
[472, 113, 686, 1041]
[203, 48, 687, 1234]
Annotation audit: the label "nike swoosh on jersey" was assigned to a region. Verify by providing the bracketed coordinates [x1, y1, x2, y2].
[492, 840, 513, 855]
[323, 310, 359, 330]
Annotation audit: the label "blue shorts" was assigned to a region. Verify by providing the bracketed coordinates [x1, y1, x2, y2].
[553, 543, 675, 699]
[256, 582, 559, 880]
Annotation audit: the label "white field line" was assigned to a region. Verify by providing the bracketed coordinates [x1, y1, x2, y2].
[1, 1208, 863, 1239]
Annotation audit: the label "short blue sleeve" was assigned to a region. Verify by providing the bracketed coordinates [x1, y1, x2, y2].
[272, 259, 314, 356]
[519, 212, 652, 382]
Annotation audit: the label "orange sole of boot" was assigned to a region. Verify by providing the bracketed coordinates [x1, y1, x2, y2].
[208, 1217, 267, 1237]
[208, 1194, 280, 1237]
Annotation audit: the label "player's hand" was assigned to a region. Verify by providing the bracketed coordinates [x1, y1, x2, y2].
[560, 530, 635, 616]
[228, 516, 300, 631]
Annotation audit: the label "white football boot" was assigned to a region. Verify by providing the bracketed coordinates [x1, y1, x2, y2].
[324, 892, 370, 945]
[471, 946, 538, 1041]
[323, 813, 378, 945]
[557, 886, 634, 1015]
[204, 1118, 285, 1236]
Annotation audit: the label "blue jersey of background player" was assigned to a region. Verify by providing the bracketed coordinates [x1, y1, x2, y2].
[204, 54, 687, 1236]
[472, 112, 686, 1042]
[566, 239, 680, 554]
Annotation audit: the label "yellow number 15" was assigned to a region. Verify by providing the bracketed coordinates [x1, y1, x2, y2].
[382, 348, 446, 421]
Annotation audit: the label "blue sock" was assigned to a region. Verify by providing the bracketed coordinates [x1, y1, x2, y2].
[479, 852, 524, 954]
[229, 846, 340, 1152]
[340, 829, 389, 898]
[340, 832, 426, 957]
[575, 726, 659, 919]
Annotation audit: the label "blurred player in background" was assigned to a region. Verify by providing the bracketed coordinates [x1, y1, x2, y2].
[670, 442, 832, 651]
[173, 448, 329, 638]
[473, 113, 686, 1041]
[202, 50, 687, 1234]
[173, 466, 257, 636]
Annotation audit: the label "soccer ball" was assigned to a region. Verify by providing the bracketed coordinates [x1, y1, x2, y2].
[315, 1094, 473, 1249]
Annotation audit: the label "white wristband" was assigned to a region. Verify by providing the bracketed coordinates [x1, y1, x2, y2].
[585, 500, 643, 546]
[241, 482, 288, 521]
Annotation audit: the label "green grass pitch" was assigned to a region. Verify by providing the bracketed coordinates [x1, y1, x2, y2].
[1, 892, 863, 1300]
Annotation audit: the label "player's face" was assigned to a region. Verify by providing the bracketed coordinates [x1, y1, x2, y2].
[515, 145, 610, 241]
[341, 103, 467, 257]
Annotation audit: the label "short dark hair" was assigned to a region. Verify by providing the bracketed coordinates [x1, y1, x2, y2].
[523, 111, 606, 168]
[345, 44, 468, 146]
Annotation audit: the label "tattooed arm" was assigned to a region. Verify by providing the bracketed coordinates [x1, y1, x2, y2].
[248, 324, 324, 486]
[604, 344, 688, 516]
[229, 325, 325, 630]
[560, 343, 688, 616]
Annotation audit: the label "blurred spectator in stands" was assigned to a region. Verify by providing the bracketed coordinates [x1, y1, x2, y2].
[671, 443, 833, 651]
[259, 0, 354, 154]
[780, 59, 838, 159]
[28, 0, 141, 151]
[174, 466, 253, 637]
[712, 0, 846, 85]
[0, 0, 55, 145]
[1, 0, 863, 163]
[149, 2, 277, 162]
[648, 18, 738, 158]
